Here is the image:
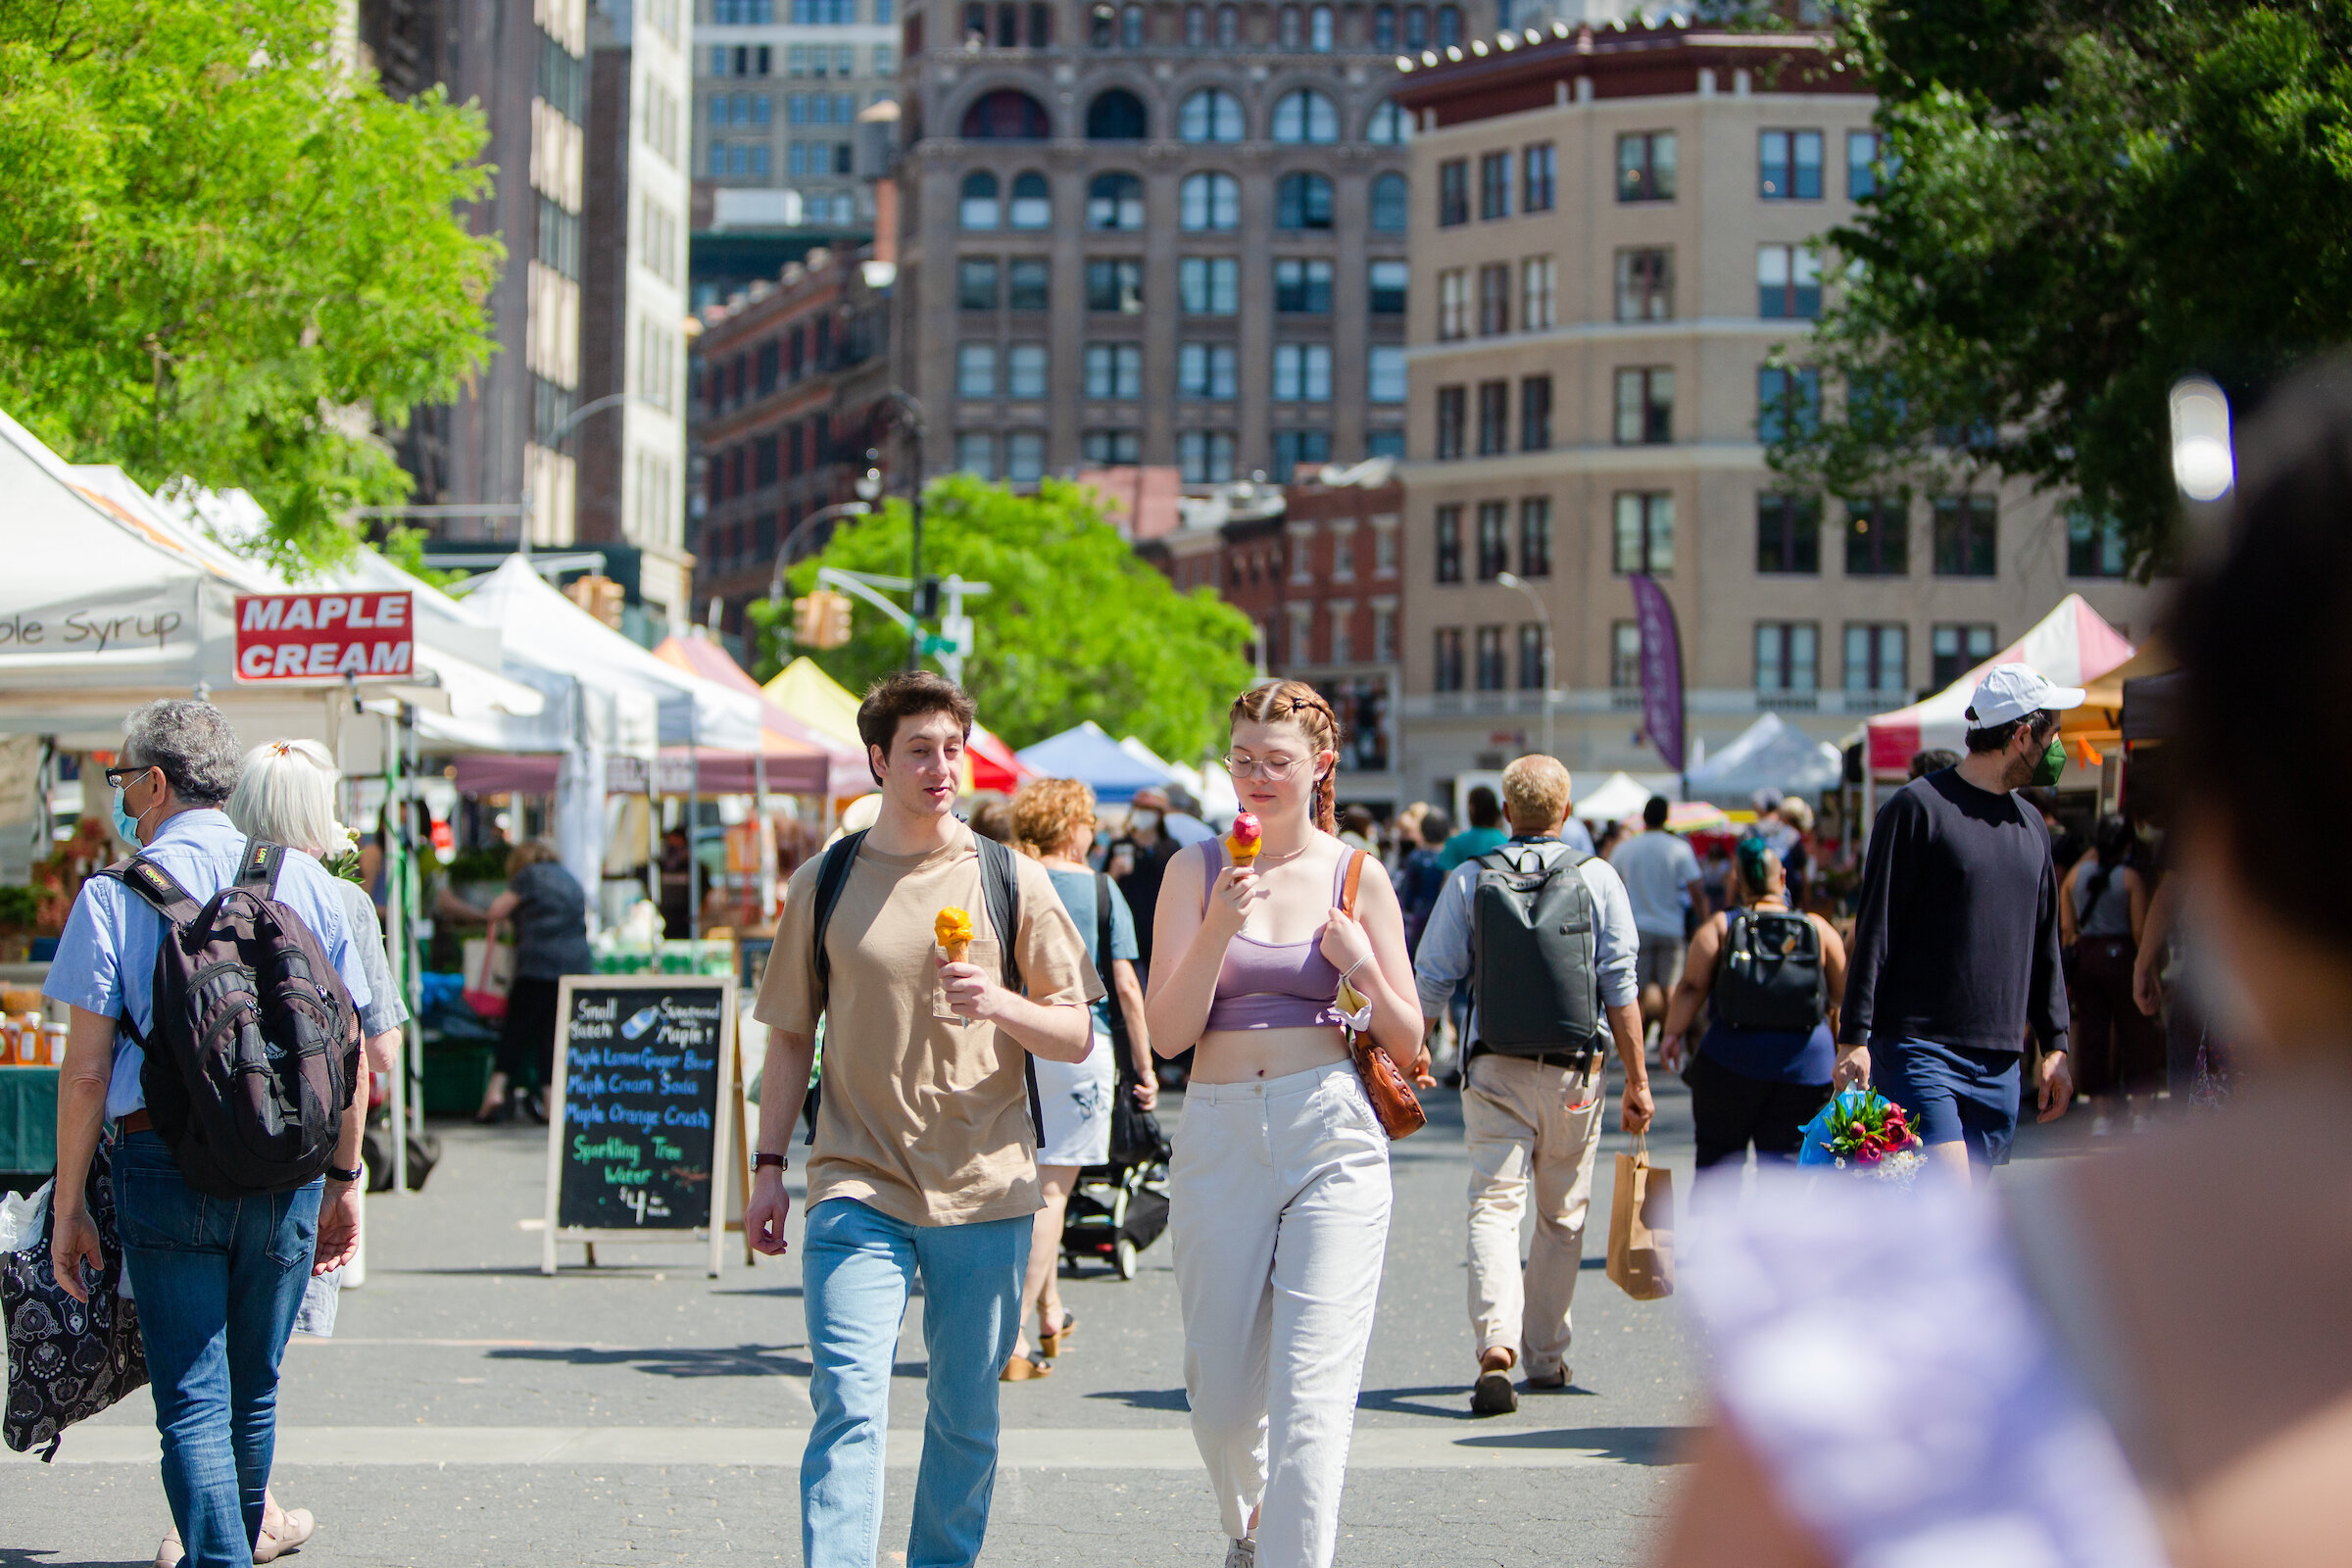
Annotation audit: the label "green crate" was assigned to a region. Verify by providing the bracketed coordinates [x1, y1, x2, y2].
[421, 1045, 496, 1118]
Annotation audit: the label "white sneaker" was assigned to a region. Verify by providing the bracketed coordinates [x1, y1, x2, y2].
[1224, 1538, 1257, 1568]
[2091, 1113, 2114, 1137]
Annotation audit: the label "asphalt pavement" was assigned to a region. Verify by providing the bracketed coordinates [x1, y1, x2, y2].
[10, 1065, 1716, 1567]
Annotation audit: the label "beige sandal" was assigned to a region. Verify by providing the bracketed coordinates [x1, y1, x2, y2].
[1000, 1353, 1053, 1381]
[1039, 1312, 1077, 1358]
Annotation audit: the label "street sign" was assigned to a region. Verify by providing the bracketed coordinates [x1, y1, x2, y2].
[233, 592, 414, 682]
[938, 612, 975, 658]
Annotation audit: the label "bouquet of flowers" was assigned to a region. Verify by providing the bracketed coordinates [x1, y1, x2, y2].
[1797, 1088, 1927, 1186]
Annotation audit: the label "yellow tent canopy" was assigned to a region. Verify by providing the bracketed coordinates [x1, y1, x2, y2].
[763, 656, 863, 748]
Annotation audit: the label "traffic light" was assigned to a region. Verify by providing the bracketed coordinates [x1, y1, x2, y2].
[821, 592, 853, 648]
[792, 589, 855, 650]
[913, 574, 942, 619]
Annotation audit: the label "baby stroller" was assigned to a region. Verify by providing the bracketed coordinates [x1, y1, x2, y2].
[1060, 1059, 1170, 1281]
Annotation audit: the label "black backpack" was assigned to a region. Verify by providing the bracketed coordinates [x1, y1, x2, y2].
[1713, 907, 1827, 1032]
[1092, 871, 1168, 1168]
[1468, 843, 1602, 1055]
[95, 842, 359, 1198]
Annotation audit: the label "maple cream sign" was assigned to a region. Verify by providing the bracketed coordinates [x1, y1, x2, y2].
[234, 592, 414, 681]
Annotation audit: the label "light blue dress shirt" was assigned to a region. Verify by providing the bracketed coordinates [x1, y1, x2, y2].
[45, 808, 375, 1119]
[1411, 835, 1640, 1046]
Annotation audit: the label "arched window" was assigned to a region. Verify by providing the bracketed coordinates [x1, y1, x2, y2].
[1215, 3, 1239, 44]
[1366, 99, 1412, 144]
[960, 89, 1051, 139]
[959, 171, 1002, 229]
[1179, 171, 1241, 230]
[1178, 87, 1246, 143]
[1403, 4, 1427, 48]
[1277, 5, 1301, 45]
[1122, 2, 1145, 44]
[1271, 88, 1338, 144]
[1373, 5, 1396, 48]
[1309, 4, 1334, 50]
[1185, 3, 1206, 44]
[1008, 171, 1052, 227]
[1276, 172, 1334, 229]
[1436, 3, 1459, 45]
[1087, 172, 1146, 228]
[1086, 87, 1147, 139]
[1370, 172, 1408, 231]
[1089, 2, 1115, 45]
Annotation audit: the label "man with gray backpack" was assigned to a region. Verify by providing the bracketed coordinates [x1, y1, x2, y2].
[1412, 755, 1647, 1417]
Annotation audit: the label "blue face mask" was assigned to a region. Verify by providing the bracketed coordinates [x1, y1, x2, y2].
[112, 786, 145, 847]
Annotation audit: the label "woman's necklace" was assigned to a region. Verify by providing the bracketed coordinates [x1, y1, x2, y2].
[1250, 841, 1313, 871]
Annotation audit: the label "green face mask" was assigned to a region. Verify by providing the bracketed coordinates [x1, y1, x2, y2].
[2030, 736, 2067, 788]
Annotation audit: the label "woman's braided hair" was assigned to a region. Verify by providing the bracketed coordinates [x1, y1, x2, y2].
[1228, 680, 1343, 835]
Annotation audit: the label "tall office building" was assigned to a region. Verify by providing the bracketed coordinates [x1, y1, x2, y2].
[1387, 20, 2157, 800]
[893, 0, 1470, 487]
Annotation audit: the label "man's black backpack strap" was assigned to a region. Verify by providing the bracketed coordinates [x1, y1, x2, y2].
[235, 839, 287, 896]
[808, 829, 869, 1004]
[89, 856, 202, 1051]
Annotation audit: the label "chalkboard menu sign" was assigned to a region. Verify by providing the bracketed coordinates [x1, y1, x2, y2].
[540, 975, 739, 1277]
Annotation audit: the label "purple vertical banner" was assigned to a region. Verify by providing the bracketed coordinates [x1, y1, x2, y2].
[1630, 573, 1685, 774]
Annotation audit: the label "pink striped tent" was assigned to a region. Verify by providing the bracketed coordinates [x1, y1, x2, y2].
[1865, 595, 2135, 775]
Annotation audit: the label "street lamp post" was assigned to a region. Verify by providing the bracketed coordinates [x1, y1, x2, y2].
[764, 499, 874, 608]
[524, 391, 669, 557]
[1495, 570, 1554, 760]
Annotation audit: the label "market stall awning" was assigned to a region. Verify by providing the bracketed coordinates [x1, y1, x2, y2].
[1572, 771, 1657, 824]
[1015, 720, 1174, 805]
[653, 633, 863, 795]
[1685, 713, 1843, 802]
[1865, 594, 2135, 774]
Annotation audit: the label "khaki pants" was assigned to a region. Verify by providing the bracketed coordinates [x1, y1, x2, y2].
[1462, 1051, 1605, 1379]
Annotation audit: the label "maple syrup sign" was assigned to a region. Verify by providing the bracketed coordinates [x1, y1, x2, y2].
[233, 592, 414, 681]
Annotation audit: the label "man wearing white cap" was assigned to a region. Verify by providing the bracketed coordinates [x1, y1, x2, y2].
[1837, 663, 2081, 1178]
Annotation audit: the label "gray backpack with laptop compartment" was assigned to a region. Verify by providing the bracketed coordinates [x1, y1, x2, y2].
[1469, 846, 1602, 1054]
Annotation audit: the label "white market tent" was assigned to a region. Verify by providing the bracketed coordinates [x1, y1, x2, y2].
[1864, 594, 2135, 775]
[1683, 713, 1844, 803]
[1571, 771, 1659, 825]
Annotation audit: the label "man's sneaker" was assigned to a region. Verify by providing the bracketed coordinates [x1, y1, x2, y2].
[1471, 1369, 1519, 1416]
[1224, 1537, 1257, 1567]
[1524, 1365, 1569, 1392]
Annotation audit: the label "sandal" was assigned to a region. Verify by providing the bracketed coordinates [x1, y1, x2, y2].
[1000, 1354, 1053, 1381]
[1039, 1313, 1077, 1358]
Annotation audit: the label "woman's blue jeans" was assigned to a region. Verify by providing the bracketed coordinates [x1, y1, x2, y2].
[112, 1130, 319, 1568]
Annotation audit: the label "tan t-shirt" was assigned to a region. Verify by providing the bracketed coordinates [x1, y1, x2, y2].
[754, 823, 1102, 1226]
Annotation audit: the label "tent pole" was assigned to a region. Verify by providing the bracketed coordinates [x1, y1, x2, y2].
[688, 740, 702, 950]
[753, 751, 772, 925]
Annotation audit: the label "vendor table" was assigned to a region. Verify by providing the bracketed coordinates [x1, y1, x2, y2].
[0, 1066, 59, 1176]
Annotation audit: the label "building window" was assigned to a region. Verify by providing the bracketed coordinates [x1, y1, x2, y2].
[1479, 151, 1511, 220]
[1473, 501, 1507, 580]
[1476, 380, 1509, 455]
[1757, 366, 1821, 444]
[1007, 171, 1052, 228]
[1179, 88, 1246, 142]
[1368, 346, 1407, 404]
[1005, 430, 1046, 482]
[1932, 622, 1997, 686]
[1084, 341, 1144, 400]
[1848, 129, 1886, 199]
[1437, 3, 1460, 43]
[1760, 128, 1825, 199]
[1179, 429, 1237, 482]
[1933, 495, 1997, 576]
[1178, 341, 1238, 399]
[1517, 622, 1546, 690]
[1004, 256, 1050, 311]
[961, 89, 1052, 139]
[1474, 624, 1506, 692]
[1272, 88, 1339, 144]
[1615, 248, 1673, 321]
[1434, 626, 1465, 691]
[1521, 257, 1555, 331]
[1273, 428, 1331, 476]
[1613, 492, 1674, 575]
[1276, 172, 1336, 230]
[1437, 269, 1469, 340]
[1090, 2, 1116, 45]
[1476, 264, 1510, 336]
[1216, 3, 1239, 44]
[1180, 256, 1240, 314]
[959, 171, 1000, 228]
[1758, 245, 1822, 318]
[1332, 533, 1355, 582]
[955, 430, 997, 477]
[1272, 343, 1333, 402]
[1370, 172, 1409, 232]
[1518, 497, 1551, 576]
[1617, 132, 1677, 202]
[1373, 5, 1397, 48]
[958, 257, 1000, 310]
[1367, 99, 1413, 144]
[1368, 260, 1408, 316]
[1512, 375, 1552, 452]
[1086, 87, 1148, 140]
[956, 342, 997, 398]
[1086, 172, 1145, 230]
[1844, 497, 1908, 576]
[1123, 2, 1146, 44]
[2067, 508, 2129, 577]
[1523, 141, 1556, 212]
[1006, 342, 1049, 398]
[1614, 368, 1674, 446]
[1374, 603, 1396, 662]
[1403, 3, 1428, 47]
[1844, 623, 1907, 697]
[1435, 504, 1462, 581]
[1278, 4, 1302, 47]
[1438, 159, 1469, 226]
[1086, 258, 1144, 313]
[1084, 428, 1141, 464]
[1611, 620, 1642, 689]
[1375, 525, 1398, 575]
[1179, 172, 1241, 230]
[1435, 386, 1466, 461]
[1755, 622, 1820, 694]
[1755, 494, 1822, 575]
[1309, 3, 1334, 49]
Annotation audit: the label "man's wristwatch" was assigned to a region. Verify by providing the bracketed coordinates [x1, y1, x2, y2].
[324, 1163, 365, 1184]
[754, 1152, 790, 1172]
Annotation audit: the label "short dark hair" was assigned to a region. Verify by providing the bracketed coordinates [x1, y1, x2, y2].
[1642, 796, 1670, 829]
[1908, 748, 1960, 780]
[856, 671, 976, 784]
[1418, 808, 1451, 846]
[1341, 804, 1375, 835]
[1963, 710, 2058, 755]
[1466, 785, 1501, 828]
[122, 699, 241, 807]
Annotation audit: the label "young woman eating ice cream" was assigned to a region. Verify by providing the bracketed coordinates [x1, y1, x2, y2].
[1146, 681, 1425, 1568]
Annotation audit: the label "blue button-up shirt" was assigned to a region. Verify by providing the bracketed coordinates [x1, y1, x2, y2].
[1412, 836, 1639, 1047]
[44, 808, 374, 1118]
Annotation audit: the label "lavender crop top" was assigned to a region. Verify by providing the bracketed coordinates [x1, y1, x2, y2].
[1199, 840, 1348, 1032]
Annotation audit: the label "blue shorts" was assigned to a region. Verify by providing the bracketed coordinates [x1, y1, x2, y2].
[1872, 1038, 2022, 1168]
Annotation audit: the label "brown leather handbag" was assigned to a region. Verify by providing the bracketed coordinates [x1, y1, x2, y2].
[1337, 850, 1426, 1140]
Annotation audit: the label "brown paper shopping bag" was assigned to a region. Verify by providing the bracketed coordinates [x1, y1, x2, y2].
[1605, 1137, 1676, 1300]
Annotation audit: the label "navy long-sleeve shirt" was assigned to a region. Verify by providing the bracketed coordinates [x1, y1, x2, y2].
[1840, 769, 2070, 1054]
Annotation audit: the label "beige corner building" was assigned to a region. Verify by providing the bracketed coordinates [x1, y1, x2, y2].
[1388, 20, 2158, 803]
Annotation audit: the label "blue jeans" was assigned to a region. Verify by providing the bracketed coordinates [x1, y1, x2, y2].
[801, 1198, 1029, 1568]
[112, 1131, 320, 1568]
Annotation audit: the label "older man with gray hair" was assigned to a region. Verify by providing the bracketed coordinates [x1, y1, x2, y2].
[46, 700, 376, 1568]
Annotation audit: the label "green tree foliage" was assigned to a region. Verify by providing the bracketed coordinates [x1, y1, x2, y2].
[0, 0, 501, 572]
[1768, 0, 2352, 572]
[748, 478, 1258, 762]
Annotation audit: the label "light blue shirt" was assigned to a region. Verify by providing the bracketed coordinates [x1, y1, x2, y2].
[1412, 836, 1640, 1045]
[45, 808, 374, 1118]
